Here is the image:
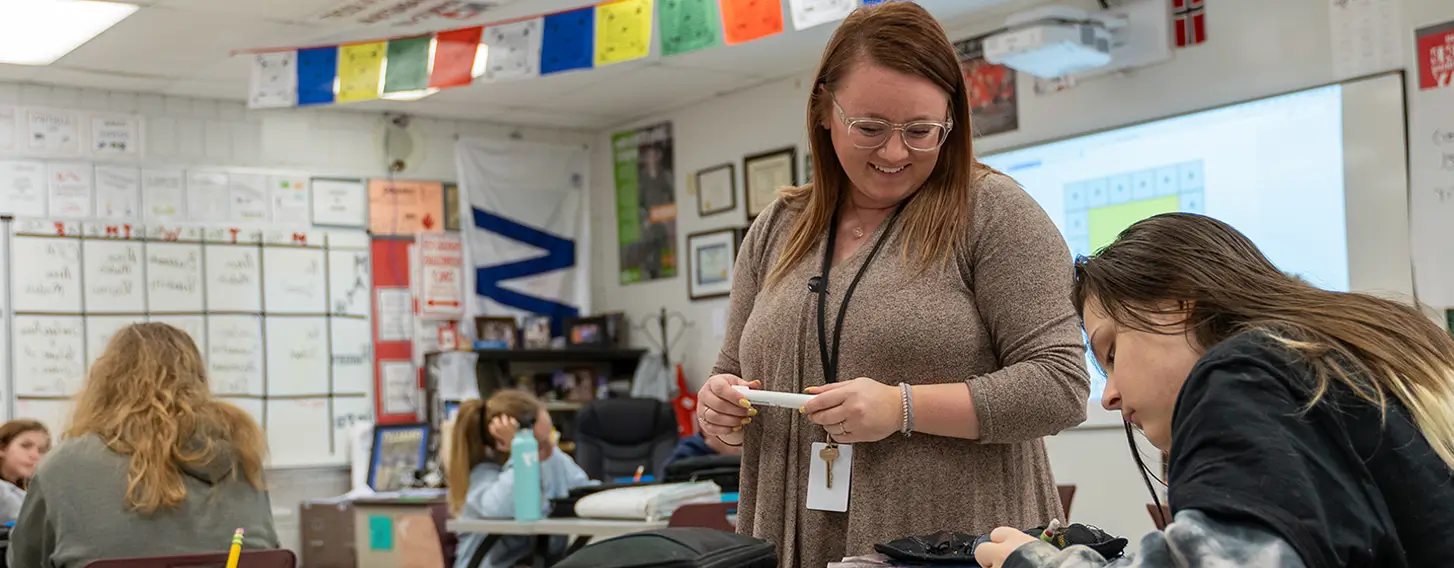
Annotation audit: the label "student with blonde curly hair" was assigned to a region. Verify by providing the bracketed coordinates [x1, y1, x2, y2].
[8, 323, 279, 568]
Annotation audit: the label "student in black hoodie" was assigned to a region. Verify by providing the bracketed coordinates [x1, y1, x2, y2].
[9, 323, 278, 568]
[976, 214, 1454, 568]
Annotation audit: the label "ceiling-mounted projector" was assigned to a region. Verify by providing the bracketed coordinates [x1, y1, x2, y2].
[983, 5, 1125, 79]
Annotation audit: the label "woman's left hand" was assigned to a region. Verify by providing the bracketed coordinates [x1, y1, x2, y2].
[973, 527, 1039, 568]
[801, 377, 902, 443]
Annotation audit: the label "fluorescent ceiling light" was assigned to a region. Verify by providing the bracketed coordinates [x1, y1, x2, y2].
[0, 0, 139, 66]
[381, 88, 439, 101]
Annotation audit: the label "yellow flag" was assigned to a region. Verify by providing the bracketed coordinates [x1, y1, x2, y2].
[337, 41, 386, 103]
[595, 0, 653, 66]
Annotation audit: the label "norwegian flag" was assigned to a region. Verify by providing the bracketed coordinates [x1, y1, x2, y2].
[1172, 0, 1206, 47]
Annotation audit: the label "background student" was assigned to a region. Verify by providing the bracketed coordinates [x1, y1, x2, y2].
[0, 420, 49, 523]
[975, 214, 1454, 568]
[448, 390, 593, 568]
[8, 323, 279, 568]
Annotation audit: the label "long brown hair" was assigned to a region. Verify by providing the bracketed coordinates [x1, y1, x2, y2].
[1074, 213, 1454, 472]
[67, 323, 266, 515]
[767, 1, 995, 286]
[0, 419, 50, 489]
[447, 390, 543, 515]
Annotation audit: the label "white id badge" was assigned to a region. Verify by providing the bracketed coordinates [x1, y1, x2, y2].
[806, 442, 852, 512]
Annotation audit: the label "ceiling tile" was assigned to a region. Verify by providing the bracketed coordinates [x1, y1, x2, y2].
[543, 64, 761, 121]
[428, 68, 619, 108]
[55, 6, 320, 79]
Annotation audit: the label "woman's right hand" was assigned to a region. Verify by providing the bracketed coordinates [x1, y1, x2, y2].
[697, 374, 760, 444]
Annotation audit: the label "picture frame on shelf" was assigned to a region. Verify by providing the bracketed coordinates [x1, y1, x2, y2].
[694, 163, 736, 217]
[521, 315, 552, 349]
[564, 316, 610, 348]
[367, 423, 431, 492]
[687, 227, 739, 301]
[744, 147, 797, 220]
[474, 316, 519, 349]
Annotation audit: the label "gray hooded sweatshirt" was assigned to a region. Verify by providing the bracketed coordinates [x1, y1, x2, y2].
[6, 434, 279, 568]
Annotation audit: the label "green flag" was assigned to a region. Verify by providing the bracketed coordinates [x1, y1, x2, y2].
[659, 0, 722, 57]
[383, 35, 432, 94]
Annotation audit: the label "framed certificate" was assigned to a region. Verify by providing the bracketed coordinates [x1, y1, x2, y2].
[695, 163, 736, 217]
[743, 147, 797, 220]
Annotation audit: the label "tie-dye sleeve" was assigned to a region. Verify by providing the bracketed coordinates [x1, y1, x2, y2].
[1002, 509, 1307, 568]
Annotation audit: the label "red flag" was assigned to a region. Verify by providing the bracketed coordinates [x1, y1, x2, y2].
[672, 364, 698, 437]
[1172, 0, 1206, 48]
[430, 26, 483, 89]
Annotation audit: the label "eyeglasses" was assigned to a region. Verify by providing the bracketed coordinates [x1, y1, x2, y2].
[832, 96, 953, 152]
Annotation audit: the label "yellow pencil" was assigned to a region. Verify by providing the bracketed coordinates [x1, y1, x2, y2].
[225, 528, 244, 568]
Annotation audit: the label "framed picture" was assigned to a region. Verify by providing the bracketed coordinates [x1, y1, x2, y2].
[564, 316, 609, 348]
[687, 228, 739, 301]
[367, 423, 431, 492]
[694, 163, 736, 217]
[522, 315, 552, 349]
[474, 316, 519, 349]
[803, 148, 813, 184]
[744, 147, 797, 220]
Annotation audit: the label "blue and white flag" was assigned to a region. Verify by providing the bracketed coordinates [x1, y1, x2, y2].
[455, 138, 590, 337]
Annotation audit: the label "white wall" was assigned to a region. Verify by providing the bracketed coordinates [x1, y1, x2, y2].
[0, 80, 592, 553]
[588, 0, 1454, 544]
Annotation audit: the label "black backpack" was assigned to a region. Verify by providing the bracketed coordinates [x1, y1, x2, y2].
[662, 455, 741, 493]
[552, 527, 776, 568]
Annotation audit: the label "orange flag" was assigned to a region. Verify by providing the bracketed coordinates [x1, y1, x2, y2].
[430, 27, 484, 89]
[720, 0, 784, 45]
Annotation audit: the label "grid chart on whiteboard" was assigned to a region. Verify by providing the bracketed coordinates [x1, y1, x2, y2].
[1061, 160, 1206, 258]
[8, 219, 373, 468]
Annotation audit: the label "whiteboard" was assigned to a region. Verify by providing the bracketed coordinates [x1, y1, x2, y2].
[86, 315, 144, 366]
[145, 241, 204, 312]
[331, 317, 372, 394]
[14, 399, 71, 439]
[147, 314, 205, 355]
[12, 223, 82, 313]
[268, 398, 330, 467]
[207, 315, 263, 396]
[13, 316, 85, 396]
[81, 224, 145, 313]
[204, 233, 262, 313]
[262, 242, 327, 313]
[0, 216, 373, 468]
[264, 316, 328, 396]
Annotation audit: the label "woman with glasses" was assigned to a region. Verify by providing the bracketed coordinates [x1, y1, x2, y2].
[694, 3, 1090, 567]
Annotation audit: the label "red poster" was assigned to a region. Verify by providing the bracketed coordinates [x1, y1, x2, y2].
[1416, 21, 1454, 90]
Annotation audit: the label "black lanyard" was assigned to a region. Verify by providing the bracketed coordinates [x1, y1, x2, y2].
[814, 201, 906, 384]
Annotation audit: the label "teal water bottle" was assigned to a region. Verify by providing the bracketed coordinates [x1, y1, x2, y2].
[510, 418, 542, 522]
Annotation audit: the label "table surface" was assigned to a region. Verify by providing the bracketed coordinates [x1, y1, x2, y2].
[447, 517, 669, 537]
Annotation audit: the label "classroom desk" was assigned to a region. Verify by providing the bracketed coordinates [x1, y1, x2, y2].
[447, 518, 669, 568]
[352, 496, 449, 568]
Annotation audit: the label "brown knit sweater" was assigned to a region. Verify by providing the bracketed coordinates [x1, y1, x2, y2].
[712, 172, 1090, 568]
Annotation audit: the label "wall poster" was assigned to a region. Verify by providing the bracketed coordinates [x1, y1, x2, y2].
[954, 36, 1018, 138]
[613, 121, 678, 285]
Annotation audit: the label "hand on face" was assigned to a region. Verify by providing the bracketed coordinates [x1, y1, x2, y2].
[697, 374, 760, 445]
[801, 377, 901, 443]
[972, 527, 1039, 568]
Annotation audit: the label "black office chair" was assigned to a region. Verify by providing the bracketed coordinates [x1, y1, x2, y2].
[573, 397, 678, 482]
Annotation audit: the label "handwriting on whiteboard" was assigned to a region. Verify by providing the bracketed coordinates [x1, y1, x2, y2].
[15, 317, 84, 395]
[89, 247, 139, 297]
[148, 249, 199, 294]
[25, 242, 79, 299]
[219, 253, 256, 285]
[209, 318, 261, 395]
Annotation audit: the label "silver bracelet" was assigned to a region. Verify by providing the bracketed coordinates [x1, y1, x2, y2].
[898, 383, 915, 437]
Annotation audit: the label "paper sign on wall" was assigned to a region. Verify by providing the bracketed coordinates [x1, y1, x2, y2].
[270, 176, 311, 225]
[1417, 20, 1454, 90]
[312, 177, 367, 228]
[95, 166, 141, 220]
[26, 108, 81, 155]
[0, 160, 47, 216]
[417, 233, 463, 319]
[142, 169, 186, 221]
[92, 115, 141, 157]
[47, 162, 94, 218]
[368, 179, 444, 235]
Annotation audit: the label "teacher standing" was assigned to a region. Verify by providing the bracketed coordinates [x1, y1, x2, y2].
[696, 3, 1090, 567]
